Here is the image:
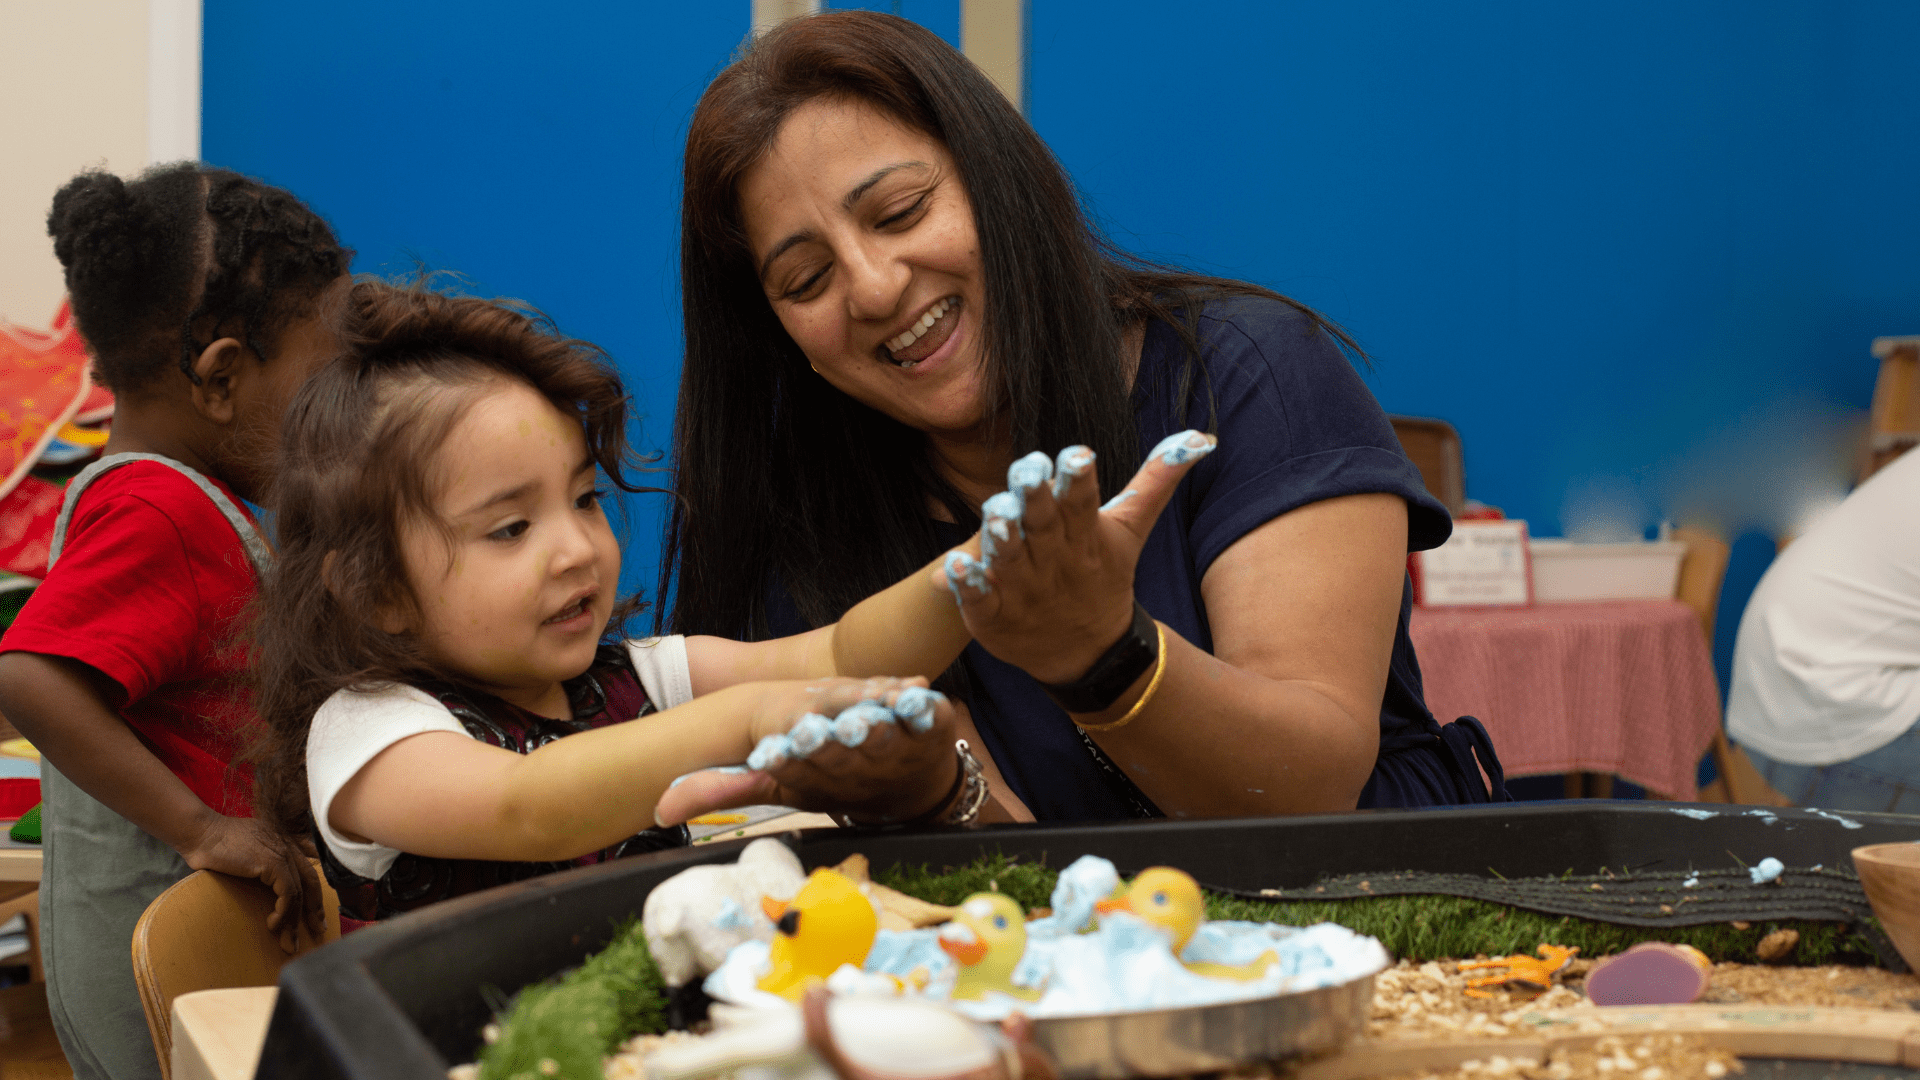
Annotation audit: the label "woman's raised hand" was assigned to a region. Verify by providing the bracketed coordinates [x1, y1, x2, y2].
[934, 431, 1216, 684]
[653, 676, 959, 827]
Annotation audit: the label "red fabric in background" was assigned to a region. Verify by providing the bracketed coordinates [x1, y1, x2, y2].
[0, 462, 260, 816]
[2, 301, 100, 499]
[0, 475, 61, 578]
[1409, 599, 1723, 799]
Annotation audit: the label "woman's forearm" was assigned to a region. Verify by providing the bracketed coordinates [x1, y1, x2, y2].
[1070, 629, 1378, 818]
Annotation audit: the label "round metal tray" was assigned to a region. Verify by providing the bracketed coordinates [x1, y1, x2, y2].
[1026, 971, 1378, 1079]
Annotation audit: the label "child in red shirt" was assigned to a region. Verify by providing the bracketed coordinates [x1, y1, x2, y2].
[0, 163, 350, 1080]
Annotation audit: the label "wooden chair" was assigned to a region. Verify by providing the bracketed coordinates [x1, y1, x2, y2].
[1669, 525, 1794, 807]
[1389, 416, 1466, 517]
[0, 885, 43, 984]
[130, 867, 339, 1080]
[1863, 336, 1920, 482]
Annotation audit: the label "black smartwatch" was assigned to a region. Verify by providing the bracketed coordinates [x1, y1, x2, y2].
[1038, 600, 1160, 714]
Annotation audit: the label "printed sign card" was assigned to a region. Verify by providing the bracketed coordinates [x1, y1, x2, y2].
[1411, 520, 1534, 606]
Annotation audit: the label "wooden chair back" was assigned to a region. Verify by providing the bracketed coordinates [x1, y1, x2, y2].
[131, 867, 339, 1080]
[1389, 415, 1466, 517]
[1864, 336, 1920, 482]
[1671, 525, 1794, 807]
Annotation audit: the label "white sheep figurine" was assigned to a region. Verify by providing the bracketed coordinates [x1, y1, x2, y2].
[643, 838, 808, 987]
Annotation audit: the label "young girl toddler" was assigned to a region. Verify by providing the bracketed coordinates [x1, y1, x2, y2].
[0, 163, 350, 1080]
[249, 281, 983, 927]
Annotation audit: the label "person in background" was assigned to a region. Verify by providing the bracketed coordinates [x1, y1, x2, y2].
[0, 164, 347, 1080]
[1728, 446, 1920, 811]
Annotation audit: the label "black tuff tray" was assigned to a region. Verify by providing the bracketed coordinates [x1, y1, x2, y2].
[257, 802, 1920, 1079]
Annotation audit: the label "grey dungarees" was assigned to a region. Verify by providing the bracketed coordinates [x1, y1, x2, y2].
[38, 453, 267, 1080]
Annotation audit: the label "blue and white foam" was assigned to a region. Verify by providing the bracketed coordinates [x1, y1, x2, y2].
[1149, 429, 1216, 468]
[832, 701, 894, 747]
[891, 685, 942, 734]
[1028, 855, 1123, 939]
[786, 713, 833, 756]
[1006, 451, 1053, 501]
[944, 550, 990, 604]
[746, 733, 792, 771]
[1052, 446, 1095, 500]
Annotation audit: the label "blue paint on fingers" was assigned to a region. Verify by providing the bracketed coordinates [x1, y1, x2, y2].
[831, 701, 895, 747]
[1051, 445, 1095, 499]
[1052, 443, 1098, 499]
[979, 492, 1024, 560]
[746, 733, 793, 771]
[944, 550, 990, 603]
[787, 713, 833, 756]
[1100, 489, 1139, 512]
[1006, 450, 1053, 500]
[1148, 429, 1216, 467]
[891, 685, 946, 733]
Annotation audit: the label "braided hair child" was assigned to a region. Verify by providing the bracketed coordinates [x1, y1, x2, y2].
[0, 163, 350, 1080]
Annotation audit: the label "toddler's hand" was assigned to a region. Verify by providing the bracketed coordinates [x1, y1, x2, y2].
[654, 678, 959, 826]
[180, 814, 326, 954]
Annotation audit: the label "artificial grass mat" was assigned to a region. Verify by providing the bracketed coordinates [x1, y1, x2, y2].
[473, 852, 1886, 1079]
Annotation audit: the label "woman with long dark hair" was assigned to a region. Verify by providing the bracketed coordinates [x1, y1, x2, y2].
[661, 10, 1505, 823]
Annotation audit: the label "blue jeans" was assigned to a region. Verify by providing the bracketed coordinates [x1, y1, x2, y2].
[1741, 719, 1920, 814]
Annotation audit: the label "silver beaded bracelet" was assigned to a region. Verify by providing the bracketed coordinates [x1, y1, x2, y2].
[834, 739, 989, 830]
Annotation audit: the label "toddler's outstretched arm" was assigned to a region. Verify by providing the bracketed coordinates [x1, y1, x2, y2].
[327, 675, 946, 863]
[680, 439, 1214, 694]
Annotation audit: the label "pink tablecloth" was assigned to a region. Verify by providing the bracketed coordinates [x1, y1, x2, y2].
[1408, 599, 1722, 799]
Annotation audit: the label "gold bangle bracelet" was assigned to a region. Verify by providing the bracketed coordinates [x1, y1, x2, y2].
[1074, 621, 1167, 733]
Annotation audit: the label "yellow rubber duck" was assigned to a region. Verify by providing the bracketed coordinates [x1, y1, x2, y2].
[938, 892, 1042, 1002]
[1095, 866, 1278, 982]
[757, 868, 878, 1001]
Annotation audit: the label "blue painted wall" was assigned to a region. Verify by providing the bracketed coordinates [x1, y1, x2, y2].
[203, 2, 746, 604]
[207, 2, 1920, 651]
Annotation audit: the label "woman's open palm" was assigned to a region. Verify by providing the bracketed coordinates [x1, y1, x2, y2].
[935, 432, 1216, 685]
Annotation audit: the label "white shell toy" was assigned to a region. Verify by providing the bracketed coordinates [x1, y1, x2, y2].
[643, 838, 808, 987]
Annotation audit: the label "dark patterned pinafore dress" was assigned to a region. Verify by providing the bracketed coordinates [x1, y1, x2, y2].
[317, 643, 690, 930]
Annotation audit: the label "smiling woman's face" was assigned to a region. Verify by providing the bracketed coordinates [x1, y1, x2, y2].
[739, 96, 987, 438]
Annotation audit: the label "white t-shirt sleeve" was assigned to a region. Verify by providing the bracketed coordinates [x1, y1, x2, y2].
[307, 684, 466, 881]
[627, 635, 694, 709]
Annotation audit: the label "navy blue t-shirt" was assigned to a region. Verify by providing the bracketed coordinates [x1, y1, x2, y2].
[777, 296, 1504, 819]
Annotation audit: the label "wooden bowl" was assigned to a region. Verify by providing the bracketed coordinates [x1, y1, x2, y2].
[1851, 843, 1920, 969]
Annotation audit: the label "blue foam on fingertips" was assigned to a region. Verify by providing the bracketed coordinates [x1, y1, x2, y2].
[944, 550, 990, 603]
[979, 491, 1023, 560]
[1006, 450, 1053, 498]
[746, 733, 793, 771]
[891, 686, 945, 733]
[1148, 429, 1215, 467]
[1051, 445, 1095, 499]
[830, 714, 868, 746]
[831, 702, 891, 747]
[787, 713, 833, 756]
[981, 490, 1023, 526]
